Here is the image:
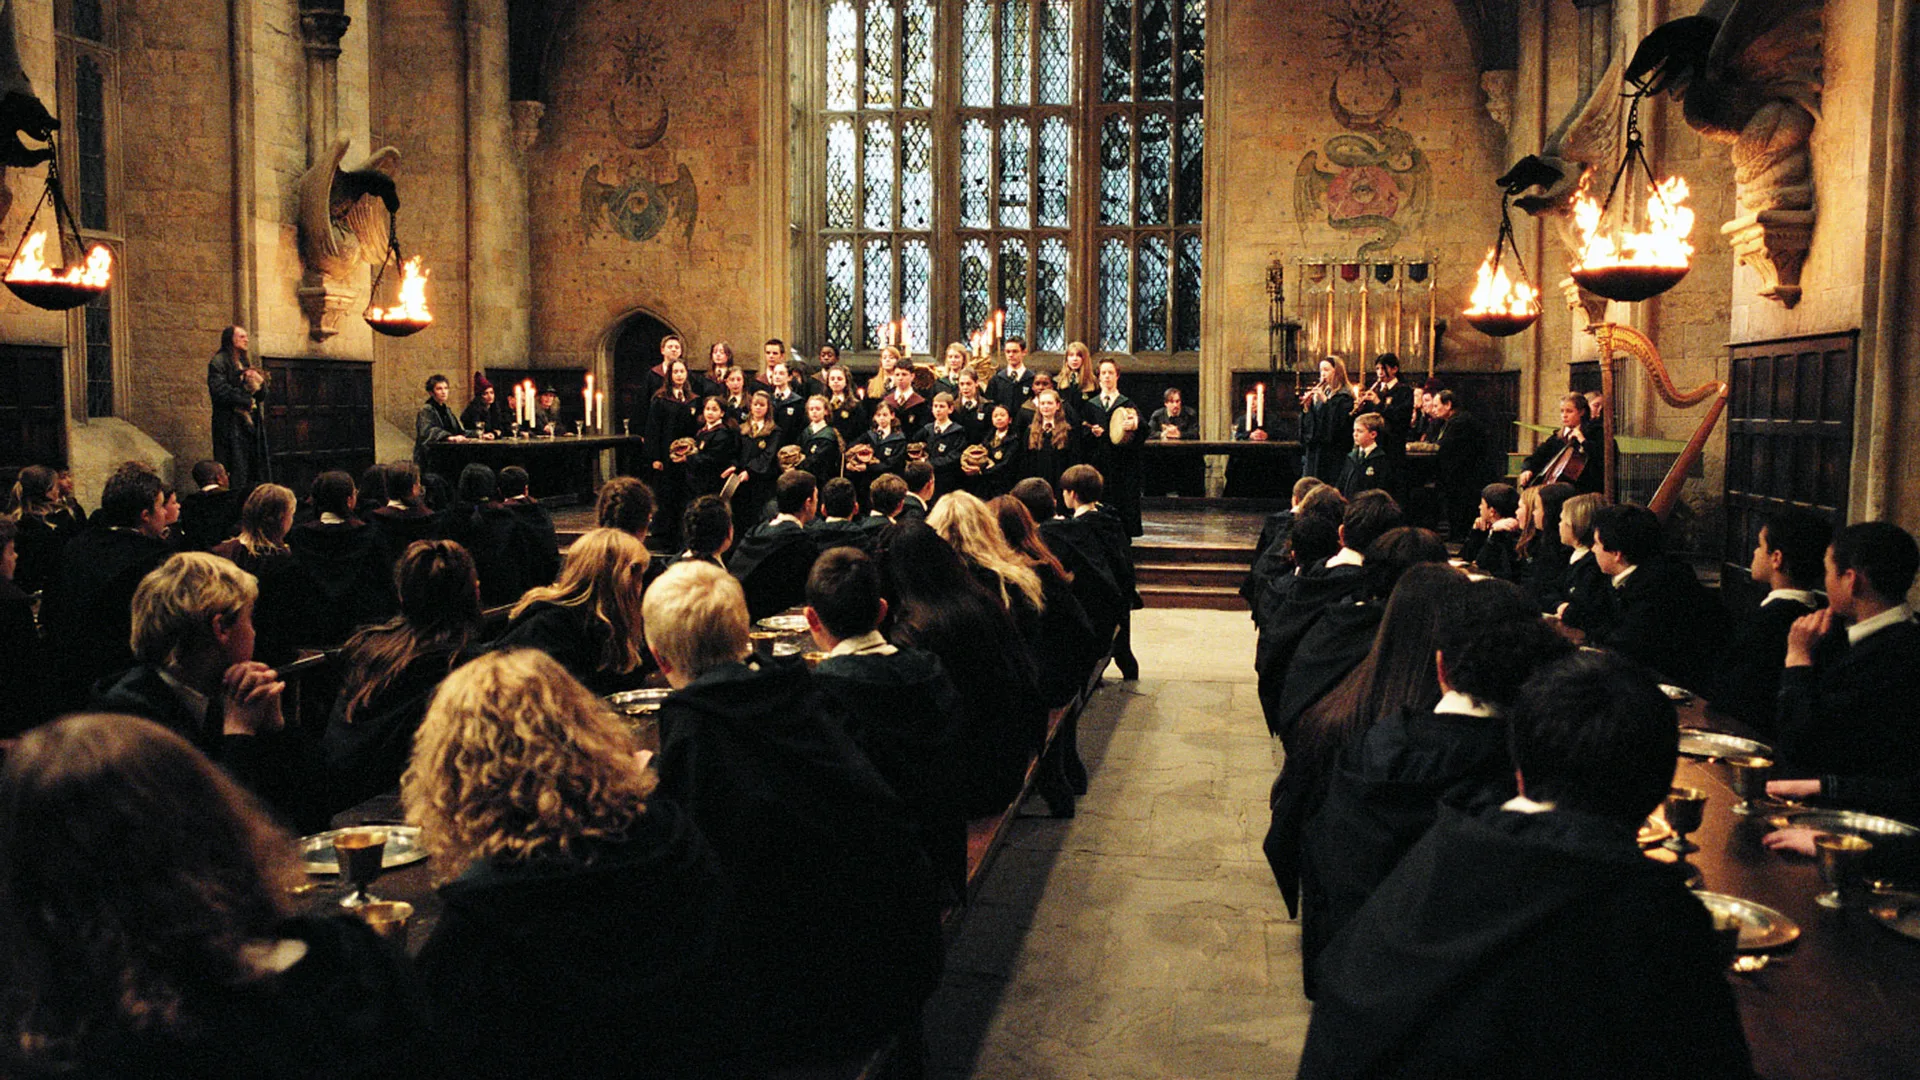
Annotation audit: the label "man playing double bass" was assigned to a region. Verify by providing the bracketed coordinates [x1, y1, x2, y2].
[1517, 392, 1604, 494]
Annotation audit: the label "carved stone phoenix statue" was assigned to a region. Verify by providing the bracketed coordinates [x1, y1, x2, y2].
[297, 137, 402, 281]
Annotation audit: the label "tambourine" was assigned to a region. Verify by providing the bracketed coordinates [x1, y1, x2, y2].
[960, 444, 991, 472]
[777, 444, 805, 470]
[1108, 405, 1141, 445]
[906, 441, 928, 462]
[669, 437, 697, 463]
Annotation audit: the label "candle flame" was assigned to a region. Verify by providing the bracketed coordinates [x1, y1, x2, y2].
[1570, 177, 1694, 273]
[1464, 249, 1540, 317]
[366, 256, 432, 323]
[7, 233, 113, 288]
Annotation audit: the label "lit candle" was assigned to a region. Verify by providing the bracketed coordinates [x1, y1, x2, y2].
[1245, 391, 1254, 432]
[1256, 383, 1265, 428]
[595, 391, 604, 433]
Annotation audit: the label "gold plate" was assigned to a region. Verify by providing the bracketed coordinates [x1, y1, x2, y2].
[299, 825, 428, 875]
[757, 613, 810, 633]
[1677, 727, 1772, 761]
[1867, 891, 1920, 942]
[1692, 890, 1801, 951]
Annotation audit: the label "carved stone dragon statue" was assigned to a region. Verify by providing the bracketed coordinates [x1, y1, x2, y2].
[295, 138, 402, 338]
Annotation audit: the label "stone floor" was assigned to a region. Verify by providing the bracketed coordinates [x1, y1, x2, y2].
[923, 608, 1308, 1080]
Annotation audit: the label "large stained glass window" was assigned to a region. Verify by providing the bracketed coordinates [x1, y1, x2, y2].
[814, 0, 1204, 358]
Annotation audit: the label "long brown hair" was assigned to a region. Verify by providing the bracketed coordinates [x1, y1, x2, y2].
[509, 527, 649, 675]
[990, 494, 1071, 583]
[10, 465, 58, 520]
[0, 715, 303, 1070]
[338, 540, 484, 725]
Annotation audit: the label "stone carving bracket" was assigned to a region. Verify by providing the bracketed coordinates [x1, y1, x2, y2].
[1722, 210, 1813, 309]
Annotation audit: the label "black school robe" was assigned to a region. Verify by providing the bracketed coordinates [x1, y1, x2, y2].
[323, 643, 475, 810]
[726, 520, 821, 621]
[417, 810, 744, 1080]
[42, 525, 174, 704]
[686, 424, 739, 498]
[489, 600, 648, 696]
[367, 503, 441, 567]
[917, 420, 969, 495]
[1298, 387, 1356, 482]
[798, 422, 843, 482]
[1522, 420, 1606, 493]
[733, 423, 783, 527]
[1710, 592, 1821, 733]
[654, 659, 944, 1064]
[985, 366, 1035, 413]
[1777, 617, 1920, 780]
[969, 428, 1023, 498]
[1591, 555, 1725, 692]
[807, 517, 870, 553]
[1336, 445, 1397, 499]
[1080, 392, 1144, 536]
[285, 520, 399, 647]
[1254, 559, 1367, 738]
[1023, 417, 1078, 495]
[176, 488, 242, 551]
[1299, 805, 1752, 1080]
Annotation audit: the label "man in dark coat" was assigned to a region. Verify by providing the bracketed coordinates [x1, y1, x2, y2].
[1297, 651, 1753, 1080]
[1776, 521, 1920, 782]
[42, 464, 176, 707]
[644, 562, 944, 1068]
[1712, 507, 1830, 732]
[1428, 390, 1488, 539]
[727, 470, 823, 621]
[207, 325, 271, 490]
[413, 372, 468, 466]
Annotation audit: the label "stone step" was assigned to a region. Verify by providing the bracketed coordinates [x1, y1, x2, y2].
[1138, 583, 1248, 611]
[1135, 561, 1251, 589]
[1132, 541, 1257, 565]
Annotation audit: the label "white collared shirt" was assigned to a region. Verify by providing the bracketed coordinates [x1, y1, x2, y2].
[1610, 563, 1638, 589]
[1569, 545, 1591, 564]
[1762, 588, 1822, 610]
[1434, 690, 1498, 718]
[1848, 604, 1916, 645]
[827, 629, 898, 658]
[386, 499, 410, 510]
[1072, 502, 1100, 517]
[157, 666, 211, 728]
[768, 513, 803, 529]
[1326, 547, 1365, 569]
[1501, 795, 1556, 814]
[319, 512, 349, 525]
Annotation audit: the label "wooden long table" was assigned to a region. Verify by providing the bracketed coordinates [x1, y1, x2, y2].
[1674, 700, 1920, 1080]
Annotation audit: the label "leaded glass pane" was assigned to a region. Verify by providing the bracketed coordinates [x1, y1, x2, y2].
[960, 119, 992, 228]
[72, 0, 104, 42]
[1038, 116, 1070, 227]
[1135, 235, 1169, 351]
[864, 119, 894, 230]
[1100, 114, 1131, 225]
[1101, 0, 1132, 102]
[826, 1, 858, 110]
[998, 117, 1030, 229]
[1174, 233, 1202, 351]
[903, 240, 932, 351]
[864, 239, 893, 349]
[902, 0, 933, 108]
[85, 288, 112, 417]
[1137, 111, 1169, 225]
[1039, 0, 1071, 104]
[901, 120, 932, 230]
[1000, 237, 1030, 341]
[961, 238, 993, 334]
[864, 0, 894, 107]
[826, 241, 855, 348]
[1140, 0, 1172, 99]
[826, 120, 856, 228]
[1001, 0, 1031, 105]
[1099, 238, 1130, 351]
[1179, 0, 1204, 99]
[76, 56, 108, 231]
[1177, 110, 1203, 224]
[1037, 237, 1068, 351]
[962, 0, 993, 107]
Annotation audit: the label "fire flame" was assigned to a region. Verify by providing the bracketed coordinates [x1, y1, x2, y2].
[1571, 177, 1695, 271]
[1464, 249, 1539, 317]
[366, 256, 432, 323]
[6, 233, 113, 288]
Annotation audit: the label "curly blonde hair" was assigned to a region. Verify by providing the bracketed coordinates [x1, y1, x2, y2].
[403, 649, 657, 869]
[926, 491, 1045, 614]
[508, 527, 649, 675]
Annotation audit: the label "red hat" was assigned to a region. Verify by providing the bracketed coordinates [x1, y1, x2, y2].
[473, 372, 494, 394]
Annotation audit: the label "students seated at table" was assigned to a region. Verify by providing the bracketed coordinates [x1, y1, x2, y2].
[1551, 491, 1610, 628]
[1776, 521, 1920, 781]
[1009, 478, 1123, 661]
[880, 524, 1049, 817]
[43, 463, 177, 706]
[727, 470, 822, 621]
[176, 460, 242, 551]
[207, 483, 303, 666]
[1242, 480, 1341, 616]
[0, 715, 425, 1080]
[1515, 481, 1576, 613]
[442, 463, 555, 610]
[325, 540, 482, 810]
[491, 527, 652, 696]
[808, 477, 870, 553]
[88, 552, 323, 831]
[1302, 580, 1573, 983]
[1044, 465, 1141, 680]
[7, 464, 83, 595]
[806, 547, 968, 898]
[1712, 506, 1832, 732]
[1297, 651, 1754, 1079]
[643, 562, 944, 1068]
[284, 470, 397, 648]
[1256, 490, 1403, 736]
[1336, 413, 1397, 499]
[1586, 503, 1725, 691]
[1457, 482, 1521, 578]
[0, 520, 45, 736]
[367, 460, 442, 566]
[669, 495, 732, 569]
[1264, 563, 1467, 953]
[403, 649, 742, 1079]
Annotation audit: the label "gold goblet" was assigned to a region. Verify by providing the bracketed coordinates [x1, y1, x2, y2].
[1814, 833, 1874, 909]
[1662, 787, 1707, 855]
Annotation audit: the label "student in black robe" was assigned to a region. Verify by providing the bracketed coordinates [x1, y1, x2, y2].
[1012, 478, 1126, 665]
[366, 461, 441, 568]
[497, 464, 559, 573]
[1023, 387, 1079, 495]
[927, 343, 972, 401]
[1775, 521, 1920, 782]
[669, 495, 734, 571]
[1043, 465, 1143, 680]
[1711, 507, 1830, 732]
[87, 552, 324, 831]
[918, 391, 970, 498]
[1550, 491, 1612, 633]
[807, 547, 968, 898]
[1055, 342, 1096, 421]
[644, 562, 944, 1068]
[0, 520, 48, 736]
[729, 392, 783, 528]
[766, 361, 809, 443]
[967, 404, 1023, 499]
[1335, 412, 1397, 499]
[850, 400, 909, 490]
[1240, 477, 1331, 612]
[1080, 358, 1144, 537]
[821, 365, 868, 445]
[728, 470, 823, 621]
[449, 467, 554, 611]
[803, 477, 866, 553]
[280, 470, 396, 648]
[43, 465, 177, 706]
[873, 364, 930, 434]
[797, 395, 845, 483]
[685, 397, 740, 500]
[1586, 503, 1726, 692]
[0, 715, 426, 1080]
[1301, 582, 1571, 982]
[950, 370, 994, 442]
[405, 650, 745, 1080]
[490, 527, 653, 696]
[1297, 652, 1754, 1080]
[1456, 482, 1522, 579]
[1349, 353, 1417, 484]
[860, 474, 909, 545]
[1298, 357, 1358, 484]
[715, 367, 750, 426]
[1518, 392, 1605, 494]
[176, 461, 242, 551]
[647, 358, 702, 548]
[1514, 481, 1576, 614]
[8, 464, 81, 595]
[984, 338, 1037, 414]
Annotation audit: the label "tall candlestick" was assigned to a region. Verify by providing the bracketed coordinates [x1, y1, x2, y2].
[1245, 391, 1254, 433]
[1256, 383, 1265, 428]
